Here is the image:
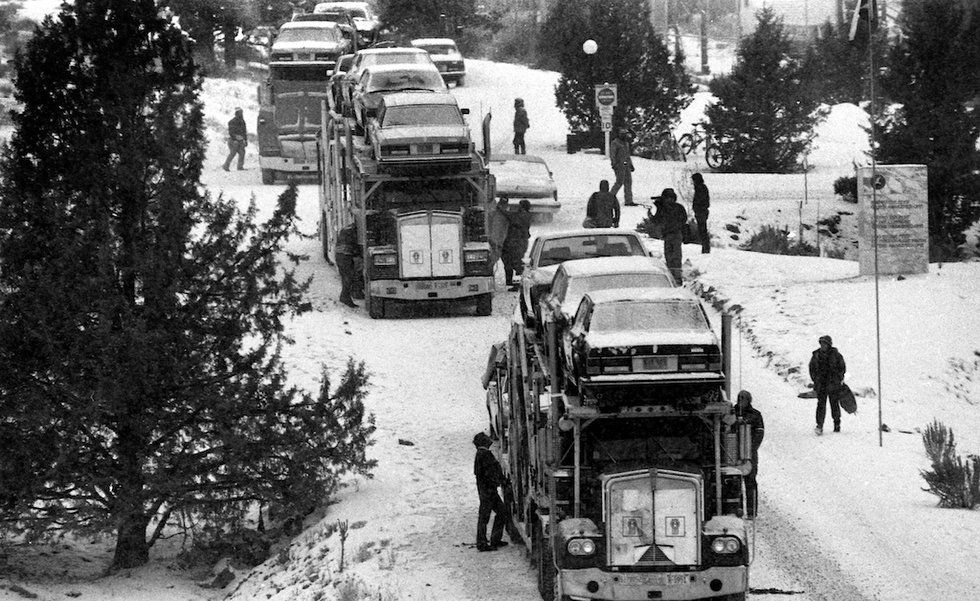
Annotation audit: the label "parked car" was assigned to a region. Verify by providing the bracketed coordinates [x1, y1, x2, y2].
[518, 229, 653, 328]
[336, 47, 434, 116]
[328, 53, 355, 113]
[539, 256, 675, 336]
[367, 91, 473, 173]
[489, 154, 560, 224]
[410, 37, 466, 86]
[314, 1, 382, 46]
[350, 63, 447, 133]
[561, 287, 724, 390]
[270, 21, 349, 71]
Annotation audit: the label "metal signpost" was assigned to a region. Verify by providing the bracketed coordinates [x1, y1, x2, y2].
[594, 83, 617, 157]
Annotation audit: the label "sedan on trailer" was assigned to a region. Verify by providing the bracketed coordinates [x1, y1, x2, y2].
[350, 63, 447, 133]
[562, 287, 724, 391]
[314, 1, 382, 45]
[489, 154, 560, 224]
[410, 37, 466, 85]
[367, 91, 473, 173]
[270, 21, 349, 70]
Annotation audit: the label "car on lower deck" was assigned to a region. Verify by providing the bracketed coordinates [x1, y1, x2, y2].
[367, 91, 473, 173]
[489, 154, 560, 224]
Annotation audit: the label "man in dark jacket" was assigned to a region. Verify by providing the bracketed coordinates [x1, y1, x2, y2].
[335, 222, 360, 308]
[513, 98, 529, 154]
[223, 107, 247, 171]
[585, 179, 620, 228]
[735, 390, 764, 517]
[502, 199, 532, 290]
[473, 432, 510, 551]
[809, 335, 847, 434]
[609, 128, 635, 206]
[692, 172, 710, 254]
[650, 188, 687, 283]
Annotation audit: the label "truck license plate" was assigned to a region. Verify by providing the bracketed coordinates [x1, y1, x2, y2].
[415, 281, 452, 290]
[619, 573, 688, 586]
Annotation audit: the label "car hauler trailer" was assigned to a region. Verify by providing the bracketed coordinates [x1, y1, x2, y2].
[484, 312, 754, 601]
[318, 107, 496, 318]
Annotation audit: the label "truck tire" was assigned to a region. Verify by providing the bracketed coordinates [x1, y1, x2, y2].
[536, 526, 557, 600]
[261, 168, 275, 185]
[475, 293, 492, 316]
[367, 294, 385, 319]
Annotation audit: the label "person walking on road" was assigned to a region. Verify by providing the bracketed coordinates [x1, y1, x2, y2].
[223, 107, 247, 171]
[335, 222, 360, 308]
[513, 98, 529, 155]
[473, 432, 511, 551]
[609, 128, 635, 206]
[488, 195, 511, 277]
[808, 335, 847, 435]
[502, 199, 532, 290]
[650, 188, 687, 283]
[692, 172, 710, 253]
[585, 179, 620, 228]
[735, 390, 765, 518]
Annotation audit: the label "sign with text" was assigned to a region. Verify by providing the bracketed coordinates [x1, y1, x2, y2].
[857, 164, 928, 275]
[595, 84, 617, 108]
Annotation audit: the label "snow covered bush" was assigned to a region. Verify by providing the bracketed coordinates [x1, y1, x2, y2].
[739, 225, 818, 256]
[920, 420, 980, 509]
[833, 176, 858, 203]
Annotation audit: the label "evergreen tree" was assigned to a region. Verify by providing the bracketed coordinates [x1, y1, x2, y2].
[541, 0, 692, 134]
[705, 8, 826, 173]
[876, 0, 980, 257]
[376, 0, 477, 40]
[0, 0, 375, 570]
[800, 19, 886, 105]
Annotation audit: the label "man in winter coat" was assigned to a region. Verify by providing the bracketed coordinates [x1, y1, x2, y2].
[735, 390, 765, 517]
[335, 222, 360, 308]
[513, 98, 529, 154]
[502, 199, 532, 290]
[808, 335, 847, 434]
[609, 128, 635, 206]
[223, 107, 247, 171]
[585, 179, 620, 228]
[650, 188, 687, 283]
[488, 196, 511, 276]
[473, 432, 510, 551]
[692, 172, 710, 253]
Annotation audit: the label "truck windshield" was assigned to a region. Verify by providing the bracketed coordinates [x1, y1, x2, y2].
[579, 417, 709, 470]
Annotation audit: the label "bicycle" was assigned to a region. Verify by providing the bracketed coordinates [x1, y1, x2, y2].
[677, 124, 709, 156]
[704, 139, 730, 170]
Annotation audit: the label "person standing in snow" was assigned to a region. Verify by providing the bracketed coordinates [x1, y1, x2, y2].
[473, 432, 510, 551]
[335, 222, 360, 308]
[609, 128, 635, 206]
[502, 199, 532, 290]
[513, 98, 529, 154]
[223, 107, 247, 171]
[585, 179, 620, 228]
[649, 188, 687, 283]
[692, 172, 710, 253]
[488, 195, 511, 276]
[735, 390, 764, 517]
[809, 335, 846, 435]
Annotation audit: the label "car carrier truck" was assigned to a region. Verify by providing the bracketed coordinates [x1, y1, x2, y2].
[483, 311, 754, 601]
[317, 107, 496, 318]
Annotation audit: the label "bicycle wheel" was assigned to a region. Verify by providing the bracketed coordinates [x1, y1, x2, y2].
[678, 133, 695, 155]
[705, 143, 726, 169]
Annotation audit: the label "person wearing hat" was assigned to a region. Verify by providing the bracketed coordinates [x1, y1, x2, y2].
[808, 335, 847, 434]
[735, 390, 764, 517]
[691, 172, 710, 253]
[223, 107, 248, 171]
[513, 98, 529, 154]
[502, 199, 532, 290]
[609, 128, 635, 206]
[473, 432, 510, 551]
[585, 179, 620, 228]
[488, 195, 511, 277]
[649, 188, 687, 283]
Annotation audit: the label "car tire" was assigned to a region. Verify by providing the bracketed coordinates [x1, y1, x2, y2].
[475, 293, 492, 316]
[261, 168, 275, 185]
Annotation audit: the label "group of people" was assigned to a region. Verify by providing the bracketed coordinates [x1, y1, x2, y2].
[488, 196, 532, 290]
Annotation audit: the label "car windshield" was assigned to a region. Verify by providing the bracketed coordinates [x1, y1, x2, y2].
[590, 300, 707, 333]
[277, 27, 340, 43]
[366, 53, 429, 66]
[539, 235, 645, 267]
[417, 44, 457, 55]
[564, 273, 673, 302]
[368, 71, 445, 92]
[382, 105, 462, 127]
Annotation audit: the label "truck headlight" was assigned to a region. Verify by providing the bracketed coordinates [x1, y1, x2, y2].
[566, 538, 596, 556]
[464, 249, 489, 263]
[710, 536, 741, 554]
[372, 253, 397, 266]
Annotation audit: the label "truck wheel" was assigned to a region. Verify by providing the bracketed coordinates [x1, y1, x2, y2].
[261, 169, 275, 185]
[367, 294, 385, 319]
[536, 526, 557, 600]
[475, 293, 492, 316]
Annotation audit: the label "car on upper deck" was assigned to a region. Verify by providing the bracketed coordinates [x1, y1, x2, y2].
[336, 47, 435, 116]
[410, 37, 466, 86]
[518, 229, 653, 328]
[561, 287, 724, 391]
[366, 91, 473, 173]
[292, 7, 359, 53]
[350, 63, 447, 133]
[270, 21, 350, 71]
[314, 1, 382, 46]
[489, 154, 560, 224]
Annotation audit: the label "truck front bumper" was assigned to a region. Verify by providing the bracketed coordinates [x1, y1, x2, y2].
[370, 276, 493, 301]
[560, 565, 747, 601]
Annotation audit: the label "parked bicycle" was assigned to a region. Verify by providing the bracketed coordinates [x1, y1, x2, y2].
[649, 127, 686, 162]
[678, 123, 730, 170]
[677, 123, 709, 155]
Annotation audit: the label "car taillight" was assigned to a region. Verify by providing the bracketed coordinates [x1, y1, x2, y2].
[382, 146, 411, 156]
[440, 144, 467, 154]
[602, 357, 632, 374]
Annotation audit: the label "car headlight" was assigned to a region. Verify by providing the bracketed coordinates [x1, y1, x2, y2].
[372, 253, 397, 266]
[710, 536, 741, 554]
[464, 249, 489, 262]
[567, 538, 596, 556]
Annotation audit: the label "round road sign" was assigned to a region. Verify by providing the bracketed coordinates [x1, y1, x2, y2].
[596, 87, 616, 106]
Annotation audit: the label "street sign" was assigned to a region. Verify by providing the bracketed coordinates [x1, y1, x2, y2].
[601, 119, 613, 131]
[595, 84, 617, 108]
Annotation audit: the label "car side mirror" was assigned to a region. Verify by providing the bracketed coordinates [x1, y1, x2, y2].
[461, 108, 470, 115]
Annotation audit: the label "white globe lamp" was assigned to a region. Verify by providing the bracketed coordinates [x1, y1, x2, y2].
[582, 39, 598, 55]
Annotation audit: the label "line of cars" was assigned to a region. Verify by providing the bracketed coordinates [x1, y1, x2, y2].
[518, 229, 724, 394]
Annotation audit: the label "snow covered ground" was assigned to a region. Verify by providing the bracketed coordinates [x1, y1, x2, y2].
[2, 57, 979, 601]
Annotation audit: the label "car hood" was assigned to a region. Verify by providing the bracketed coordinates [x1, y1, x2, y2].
[584, 329, 719, 348]
[272, 41, 345, 53]
[376, 124, 469, 142]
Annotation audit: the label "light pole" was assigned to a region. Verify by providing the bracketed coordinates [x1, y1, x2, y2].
[582, 39, 607, 155]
